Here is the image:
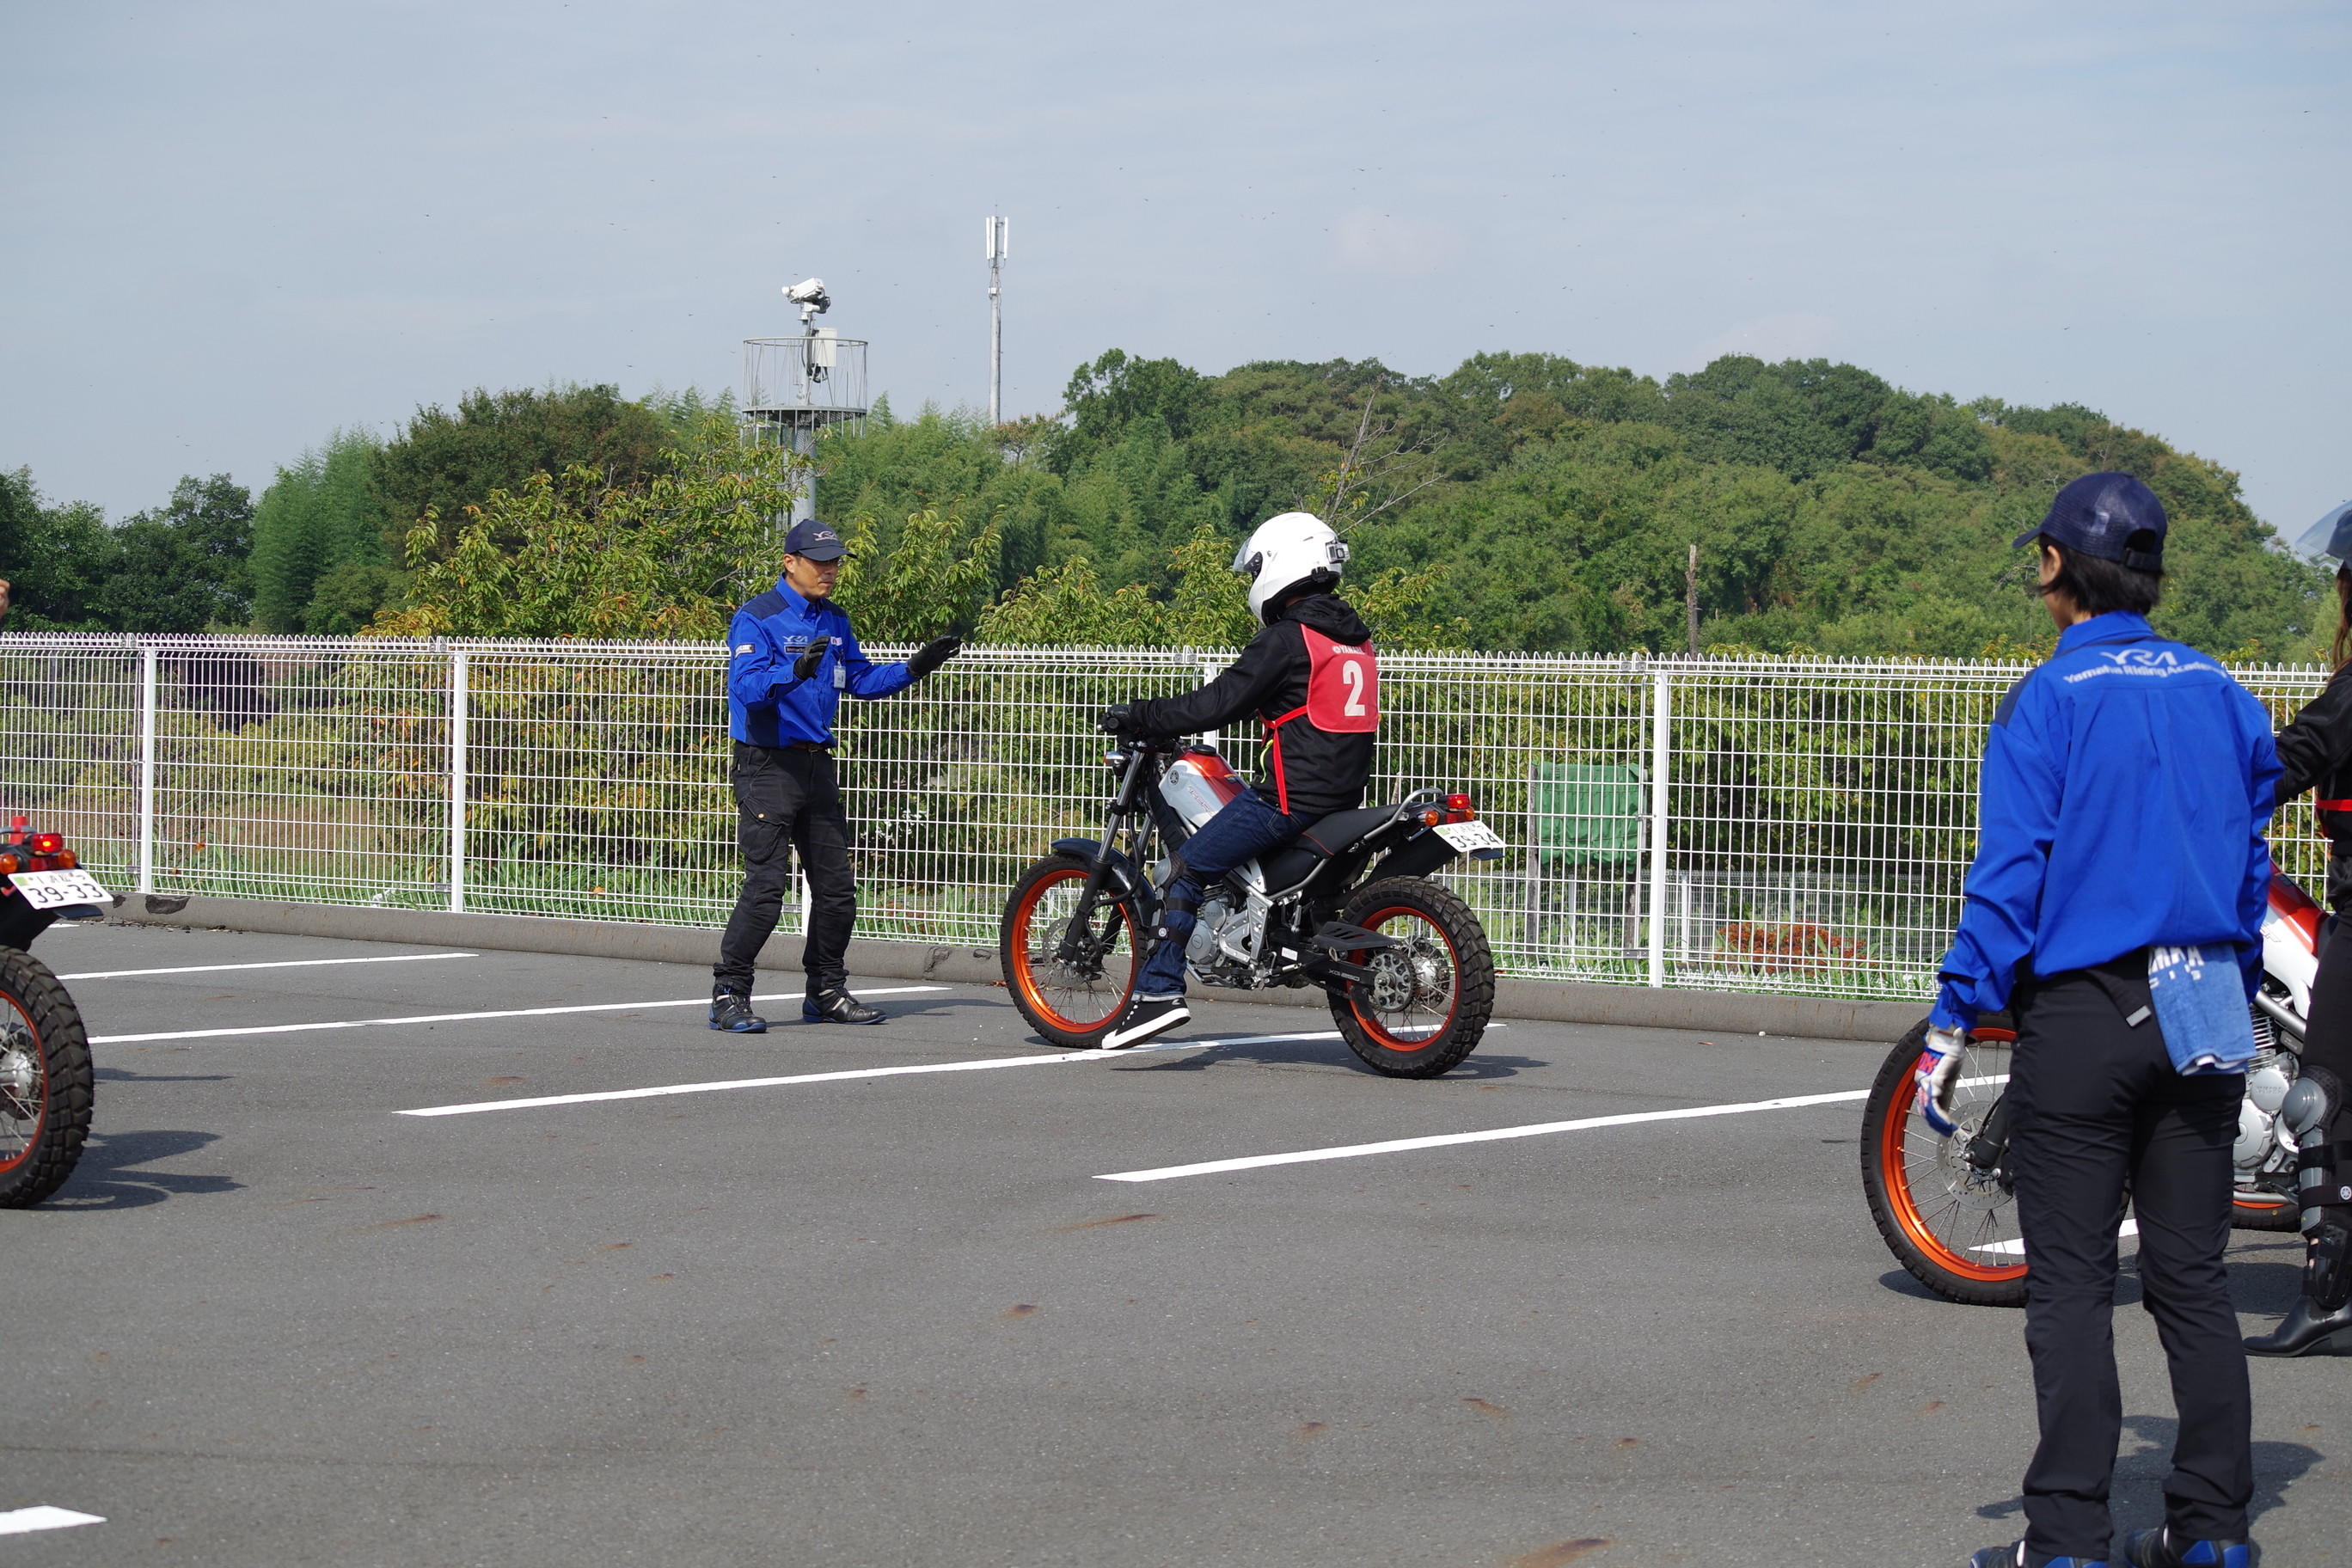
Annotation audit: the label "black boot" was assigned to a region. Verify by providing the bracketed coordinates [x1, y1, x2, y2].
[2245, 1292, 2352, 1356]
[2246, 1203, 2352, 1356]
[708, 987, 769, 1033]
[1101, 993, 1189, 1050]
[803, 988, 885, 1025]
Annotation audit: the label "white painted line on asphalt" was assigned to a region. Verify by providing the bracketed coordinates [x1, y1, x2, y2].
[91, 988, 948, 1044]
[397, 1031, 1343, 1117]
[60, 952, 477, 981]
[0, 1506, 105, 1535]
[1097, 1087, 1874, 1182]
[1969, 1216, 2139, 1259]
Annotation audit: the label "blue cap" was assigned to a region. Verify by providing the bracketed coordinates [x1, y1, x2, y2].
[783, 518, 846, 560]
[2012, 472, 2165, 571]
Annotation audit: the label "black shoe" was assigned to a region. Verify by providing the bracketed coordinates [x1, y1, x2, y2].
[803, 989, 885, 1026]
[1969, 1544, 2110, 1568]
[708, 989, 768, 1033]
[2123, 1526, 2250, 1567]
[2244, 1292, 2352, 1356]
[1100, 994, 1189, 1050]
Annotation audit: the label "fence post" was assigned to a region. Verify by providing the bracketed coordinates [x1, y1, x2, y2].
[1646, 663, 1671, 988]
[136, 644, 157, 894]
[448, 651, 469, 914]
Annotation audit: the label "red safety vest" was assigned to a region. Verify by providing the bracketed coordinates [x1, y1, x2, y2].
[1261, 627, 1378, 813]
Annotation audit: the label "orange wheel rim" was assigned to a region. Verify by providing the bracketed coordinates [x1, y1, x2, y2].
[0, 997, 45, 1175]
[1012, 867, 1134, 1033]
[1349, 906, 1459, 1051]
[1877, 1045, 2027, 1284]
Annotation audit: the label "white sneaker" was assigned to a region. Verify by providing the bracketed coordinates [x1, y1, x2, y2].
[1101, 994, 1190, 1050]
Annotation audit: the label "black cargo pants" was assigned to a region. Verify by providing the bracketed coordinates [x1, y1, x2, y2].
[2007, 963, 2251, 1561]
[713, 742, 856, 997]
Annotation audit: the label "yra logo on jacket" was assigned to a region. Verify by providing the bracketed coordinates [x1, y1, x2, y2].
[2099, 649, 2180, 668]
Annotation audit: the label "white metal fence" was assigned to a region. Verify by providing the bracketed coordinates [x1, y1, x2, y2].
[0, 634, 2329, 1002]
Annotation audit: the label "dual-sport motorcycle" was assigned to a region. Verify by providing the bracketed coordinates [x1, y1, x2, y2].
[0, 818, 107, 1208]
[1000, 738, 1508, 1077]
[1862, 868, 2319, 1305]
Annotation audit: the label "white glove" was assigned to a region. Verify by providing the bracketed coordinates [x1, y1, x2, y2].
[1913, 1025, 1966, 1138]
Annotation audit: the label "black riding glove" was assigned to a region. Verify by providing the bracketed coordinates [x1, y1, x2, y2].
[908, 635, 964, 680]
[791, 641, 828, 682]
[1098, 704, 1136, 736]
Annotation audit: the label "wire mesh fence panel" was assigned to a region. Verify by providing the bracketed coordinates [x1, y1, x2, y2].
[0, 634, 2331, 1004]
[148, 640, 452, 904]
[0, 640, 140, 882]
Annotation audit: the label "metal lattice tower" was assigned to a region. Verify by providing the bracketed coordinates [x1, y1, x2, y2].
[742, 282, 869, 529]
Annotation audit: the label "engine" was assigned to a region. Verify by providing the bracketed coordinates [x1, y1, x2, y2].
[1185, 891, 1265, 984]
[2235, 1010, 2301, 1185]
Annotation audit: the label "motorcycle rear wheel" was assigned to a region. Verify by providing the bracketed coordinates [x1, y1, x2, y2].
[1861, 1020, 2030, 1308]
[1327, 877, 1494, 1079]
[1001, 854, 1142, 1049]
[0, 946, 93, 1209]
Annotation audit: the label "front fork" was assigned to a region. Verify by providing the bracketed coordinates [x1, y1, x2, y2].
[1054, 750, 1157, 970]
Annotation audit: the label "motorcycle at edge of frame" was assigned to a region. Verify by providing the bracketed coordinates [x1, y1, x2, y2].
[1861, 864, 2318, 1306]
[999, 738, 1508, 1077]
[0, 816, 108, 1208]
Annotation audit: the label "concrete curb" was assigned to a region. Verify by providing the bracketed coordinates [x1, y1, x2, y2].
[103, 894, 1924, 1044]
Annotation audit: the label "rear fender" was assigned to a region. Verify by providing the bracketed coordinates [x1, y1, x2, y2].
[1369, 828, 1458, 884]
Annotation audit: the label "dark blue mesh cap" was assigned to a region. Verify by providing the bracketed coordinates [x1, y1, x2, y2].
[783, 518, 847, 560]
[2012, 471, 2166, 571]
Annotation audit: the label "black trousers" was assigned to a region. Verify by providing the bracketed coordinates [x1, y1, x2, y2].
[2303, 916, 2352, 1144]
[713, 743, 856, 996]
[2008, 968, 2252, 1559]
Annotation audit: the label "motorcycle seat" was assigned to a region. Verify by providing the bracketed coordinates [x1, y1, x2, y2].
[1255, 805, 1406, 893]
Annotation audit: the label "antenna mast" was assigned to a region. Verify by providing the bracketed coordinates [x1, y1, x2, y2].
[985, 215, 1009, 425]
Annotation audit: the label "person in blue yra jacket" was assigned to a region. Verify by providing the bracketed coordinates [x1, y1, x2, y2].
[1926, 475, 2276, 1568]
[709, 518, 962, 1032]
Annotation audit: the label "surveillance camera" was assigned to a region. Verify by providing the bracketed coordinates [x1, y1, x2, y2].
[784, 278, 830, 308]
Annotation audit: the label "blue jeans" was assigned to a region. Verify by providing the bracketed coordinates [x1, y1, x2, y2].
[1135, 789, 1316, 996]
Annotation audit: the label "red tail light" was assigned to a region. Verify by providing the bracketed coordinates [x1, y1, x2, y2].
[27, 833, 63, 855]
[1443, 793, 1476, 823]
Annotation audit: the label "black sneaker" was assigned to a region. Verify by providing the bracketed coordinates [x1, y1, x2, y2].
[2123, 1527, 2250, 1567]
[708, 989, 769, 1033]
[804, 989, 885, 1026]
[1969, 1544, 2110, 1568]
[1101, 994, 1189, 1050]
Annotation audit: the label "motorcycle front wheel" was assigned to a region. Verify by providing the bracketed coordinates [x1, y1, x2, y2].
[1327, 877, 1495, 1079]
[1860, 1020, 2030, 1308]
[1001, 854, 1142, 1049]
[0, 946, 94, 1209]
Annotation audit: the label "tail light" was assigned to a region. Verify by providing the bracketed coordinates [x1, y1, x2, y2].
[1443, 793, 1476, 824]
[1417, 807, 1443, 827]
[27, 833, 63, 855]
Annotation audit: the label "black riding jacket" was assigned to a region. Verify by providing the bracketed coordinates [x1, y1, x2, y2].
[2275, 660, 2352, 912]
[1124, 593, 1376, 820]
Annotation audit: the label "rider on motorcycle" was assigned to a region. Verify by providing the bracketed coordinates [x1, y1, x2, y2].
[1094, 511, 1378, 1050]
[2247, 505, 2352, 1357]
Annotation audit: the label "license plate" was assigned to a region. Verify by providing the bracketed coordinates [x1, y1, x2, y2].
[1432, 819, 1507, 854]
[9, 869, 113, 911]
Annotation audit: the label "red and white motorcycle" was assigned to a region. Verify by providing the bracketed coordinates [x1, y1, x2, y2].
[999, 737, 1506, 1077]
[1862, 871, 2318, 1305]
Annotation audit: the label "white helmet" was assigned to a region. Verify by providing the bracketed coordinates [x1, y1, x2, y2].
[1232, 511, 1349, 623]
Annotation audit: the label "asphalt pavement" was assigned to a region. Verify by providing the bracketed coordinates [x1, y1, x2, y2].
[2, 922, 2341, 1567]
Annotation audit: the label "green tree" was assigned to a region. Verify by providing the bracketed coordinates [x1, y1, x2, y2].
[90, 474, 255, 632]
[378, 383, 676, 560]
[251, 430, 389, 632]
[0, 468, 110, 629]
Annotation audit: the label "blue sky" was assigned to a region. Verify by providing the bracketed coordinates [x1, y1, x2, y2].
[5, 0, 2346, 535]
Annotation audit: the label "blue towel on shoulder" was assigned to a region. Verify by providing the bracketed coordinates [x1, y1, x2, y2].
[2146, 944, 2255, 1075]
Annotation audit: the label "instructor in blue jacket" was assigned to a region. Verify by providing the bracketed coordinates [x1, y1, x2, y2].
[710, 519, 961, 1032]
[1932, 475, 2278, 1568]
